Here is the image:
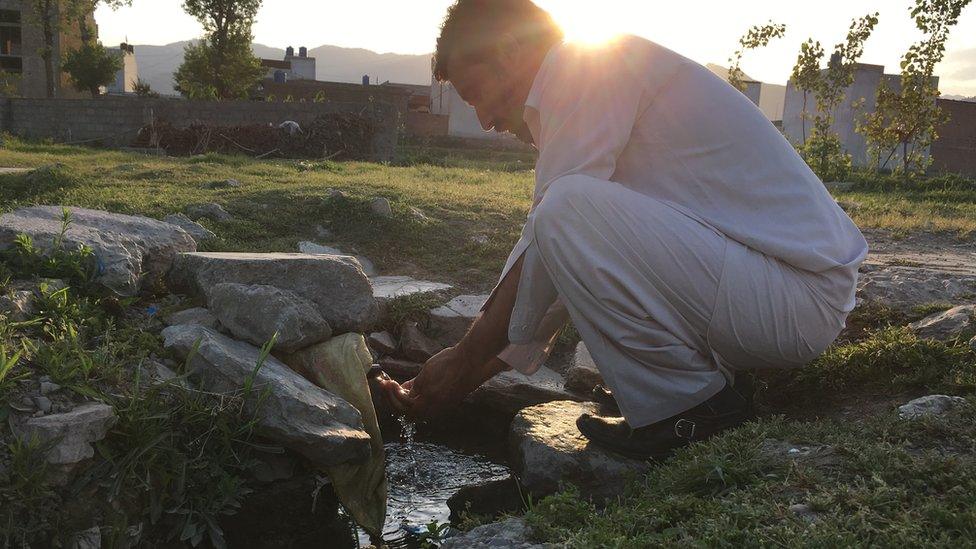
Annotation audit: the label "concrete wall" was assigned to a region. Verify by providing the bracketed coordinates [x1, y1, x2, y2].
[932, 98, 976, 177]
[258, 79, 410, 116]
[429, 79, 507, 140]
[405, 112, 448, 137]
[0, 96, 400, 161]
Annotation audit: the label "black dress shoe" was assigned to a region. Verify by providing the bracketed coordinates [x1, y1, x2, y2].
[591, 384, 621, 415]
[576, 382, 754, 460]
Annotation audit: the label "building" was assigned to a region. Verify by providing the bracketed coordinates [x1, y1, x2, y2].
[430, 78, 510, 140]
[930, 98, 976, 177]
[106, 42, 138, 94]
[0, 0, 91, 98]
[261, 46, 316, 83]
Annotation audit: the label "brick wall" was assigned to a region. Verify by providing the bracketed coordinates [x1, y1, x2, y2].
[0, 96, 401, 161]
[932, 98, 976, 178]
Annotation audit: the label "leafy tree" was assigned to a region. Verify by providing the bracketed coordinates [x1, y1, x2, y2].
[727, 21, 787, 92]
[175, 0, 264, 99]
[61, 41, 122, 98]
[133, 78, 159, 97]
[858, 0, 972, 176]
[790, 39, 825, 144]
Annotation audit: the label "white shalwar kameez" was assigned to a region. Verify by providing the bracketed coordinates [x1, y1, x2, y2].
[489, 36, 868, 428]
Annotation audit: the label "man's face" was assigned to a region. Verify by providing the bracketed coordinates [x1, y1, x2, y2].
[448, 58, 530, 139]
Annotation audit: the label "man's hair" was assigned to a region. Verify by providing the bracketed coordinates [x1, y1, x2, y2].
[434, 0, 563, 82]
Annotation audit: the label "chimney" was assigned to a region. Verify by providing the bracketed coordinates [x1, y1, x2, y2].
[362, 75, 370, 86]
[286, 46, 295, 58]
[299, 46, 308, 58]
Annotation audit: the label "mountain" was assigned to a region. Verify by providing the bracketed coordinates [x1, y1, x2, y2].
[130, 41, 433, 96]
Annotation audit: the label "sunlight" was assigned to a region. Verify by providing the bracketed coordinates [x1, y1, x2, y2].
[546, 4, 625, 45]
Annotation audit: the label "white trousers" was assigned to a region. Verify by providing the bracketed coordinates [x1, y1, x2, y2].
[501, 175, 850, 428]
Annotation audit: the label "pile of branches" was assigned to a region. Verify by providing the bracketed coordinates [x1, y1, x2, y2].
[132, 112, 377, 160]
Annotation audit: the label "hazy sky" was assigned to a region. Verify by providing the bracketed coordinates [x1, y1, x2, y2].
[96, 0, 976, 96]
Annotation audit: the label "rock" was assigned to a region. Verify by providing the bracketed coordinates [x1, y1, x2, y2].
[11, 403, 116, 464]
[909, 305, 976, 341]
[378, 357, 422, 382]
[315, 225, 333, 239]
[758, 439, 838, 469]
[68, 527, 102, 549]
[163, 307, 219, 329]
[509, 401, 650, 501]
[369, 197, 392, 217]
[162, 324, 370, 467]
[468, 367, 583, 418]
[33, 396, 53, 413]
[470, 234, 489, 246]
[440, 518, 547, 549]
[447, 476, 524, 524]
[857, 267, 976, 310]
[0, 290, 35, 321]
[408, 206, 429, 222]
[208, 283, 333, 354]
[367, 331, 397, 356]
[39, 381, 61, 395]
[399, 322, 443, 362]
[163, 213, 216, 243]
[564, 342, 604, 394]
[250, 451, 298, 483]
[370, 276, 452, 303]
[185, 202, 232, 222]
[898, 394, 968, 420]
[171, 252, 378, 334]
[429, 294, 487, 346]
[789, 503, 820, 522]
[297, 241, 377, 277]
[0, 206, 196, 296]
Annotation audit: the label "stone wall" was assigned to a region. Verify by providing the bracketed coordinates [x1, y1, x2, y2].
[932, 98, 976, 178]
[405, 112, 448, 137]
[0, 96, 401, 161]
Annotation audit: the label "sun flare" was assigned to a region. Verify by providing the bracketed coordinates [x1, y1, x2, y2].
[547, 5, 625, 45]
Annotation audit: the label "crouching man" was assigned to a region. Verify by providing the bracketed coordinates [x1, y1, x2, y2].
[379, 0, 867, 459]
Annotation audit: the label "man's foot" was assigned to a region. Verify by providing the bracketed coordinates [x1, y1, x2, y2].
[590, 373, 757, 417]
[576, 382, 753, 460]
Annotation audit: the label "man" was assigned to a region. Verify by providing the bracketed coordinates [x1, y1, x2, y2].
[379, 0, 867, 459]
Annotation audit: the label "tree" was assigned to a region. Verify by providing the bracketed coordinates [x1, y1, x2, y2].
[133, 78, 159, 97]
[790, 39, 825, 144]
[858, 0, 972, 176]
[727, 21, 786, 92]
[61, 41, 122, 97]
[175, 0, 264, 99]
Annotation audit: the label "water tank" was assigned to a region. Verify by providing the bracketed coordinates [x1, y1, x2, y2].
[285, 46, 295, 57]
[274, 70, 287, 83]
[299, 46, 308, 58]
[362, 75, 370, 86]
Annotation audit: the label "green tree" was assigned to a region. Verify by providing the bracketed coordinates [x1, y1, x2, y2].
[727, 21, 787, 92]
[790, 39, 825, 144]
[174, 0, 264, 99]
[858, 0, 972, 176]
[61, 41, 123, 97]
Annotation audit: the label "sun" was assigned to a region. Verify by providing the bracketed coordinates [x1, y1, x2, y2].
[545, 4, 625, 45]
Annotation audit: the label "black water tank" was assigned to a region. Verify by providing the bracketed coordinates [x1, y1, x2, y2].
[299, 46, 308, 58]
[286, 46, 294, 57]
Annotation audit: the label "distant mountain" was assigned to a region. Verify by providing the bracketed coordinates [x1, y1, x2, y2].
[943, 94, 976, 102]
[130, 41, 433, 96]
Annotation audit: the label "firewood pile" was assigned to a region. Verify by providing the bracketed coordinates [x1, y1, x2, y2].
[131, 112, 377, 160]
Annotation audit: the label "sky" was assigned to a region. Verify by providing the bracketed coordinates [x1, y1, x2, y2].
[95, 0, 976, 97]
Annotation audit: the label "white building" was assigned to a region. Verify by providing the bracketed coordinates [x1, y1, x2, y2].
[106, 43, 138, 94]
[429, 78, 511, 140]
[262, 46, 316, 82]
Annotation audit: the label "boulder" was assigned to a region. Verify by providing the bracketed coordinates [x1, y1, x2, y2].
[378, 357, 422, 382]
[509, 401, 650, 501]
[447, 476, 524, 524]
[163, 306, 219, 329]
[185, 202, 232, 222]
[162, 324, 371, 467]
[370, 276, 452, 304]
[909, 305, 976, 341]
[170, 252, 378, 334]
[468, 367, 583, 418]
[898, 394, 968, 420]
[208, 283, 333, 353]
[369, 197, 393, 217]
[297, 241, 376, 277]
[0, 290, 35, 321]
[0, 206, 196, 296]
[163, 213, 216, 243]
[429, 294, 487, 346]
[399, 322, 443, 362]
[564, 341, 604, 394]
[440, 518, 548, 549]
[11, 403, 116, 464]
[857, 266, 976, 310]
[367, 331, 397, 356]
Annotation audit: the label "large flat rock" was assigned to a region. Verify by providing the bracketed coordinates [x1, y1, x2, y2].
[467, 366, 583, 419]
[857, 266, 976, 309]
[509, 401, 650, 501]
[0, 206, 196, 296]
[429, 294, 487, 346]
[440, 518, 548, 549]
[11, 403, 116, 465]
[208, 283, 333, 353]
[369, 276, 452, 302]
[162, 324, 371, 468]
[170, 252, 378, 334]
[564, 341, 604, 394]
[909, 305, 976, 342]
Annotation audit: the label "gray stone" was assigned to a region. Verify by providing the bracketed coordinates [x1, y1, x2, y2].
[39, 381, 61, 395]
[297, 241, 376, 277]
[0, 206, 196, 296]
[33, 396, 53, 413]
[367, 331, 397, 356]
[470, 234, 490, 246]
[447, 476, 524, 524]
[250, 451, 298, 483]
[440, 518, 548, 549]
[509, 401, 650, 501]
[207, 283, 333, 353]
[315, 225, 334, 240]
[789, 503, 820, 522]
[12, 403, 117, 464]
[898, 394, 968, 420]
[162, 324, 370, 467]
[470, 367, 583, 418]
[185, 202, 232, 222]
[370, 276, 452, 303]
[564, 341, 604, 394]
[429, 294, 487, 346]
[909, 305, 976, 341]
[0, 290, 35, 321]
[399, 322, 443, 363]
[378, 357, 422, 381]
[163, 213, 216, 243]
[171, 252, 378, 334]
[369, 197, 392, 217]
[857, 267, 976, 310]
[163, 307, 219, 329]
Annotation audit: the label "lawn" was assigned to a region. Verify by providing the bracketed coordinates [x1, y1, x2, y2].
[3, 138, 976, 547]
